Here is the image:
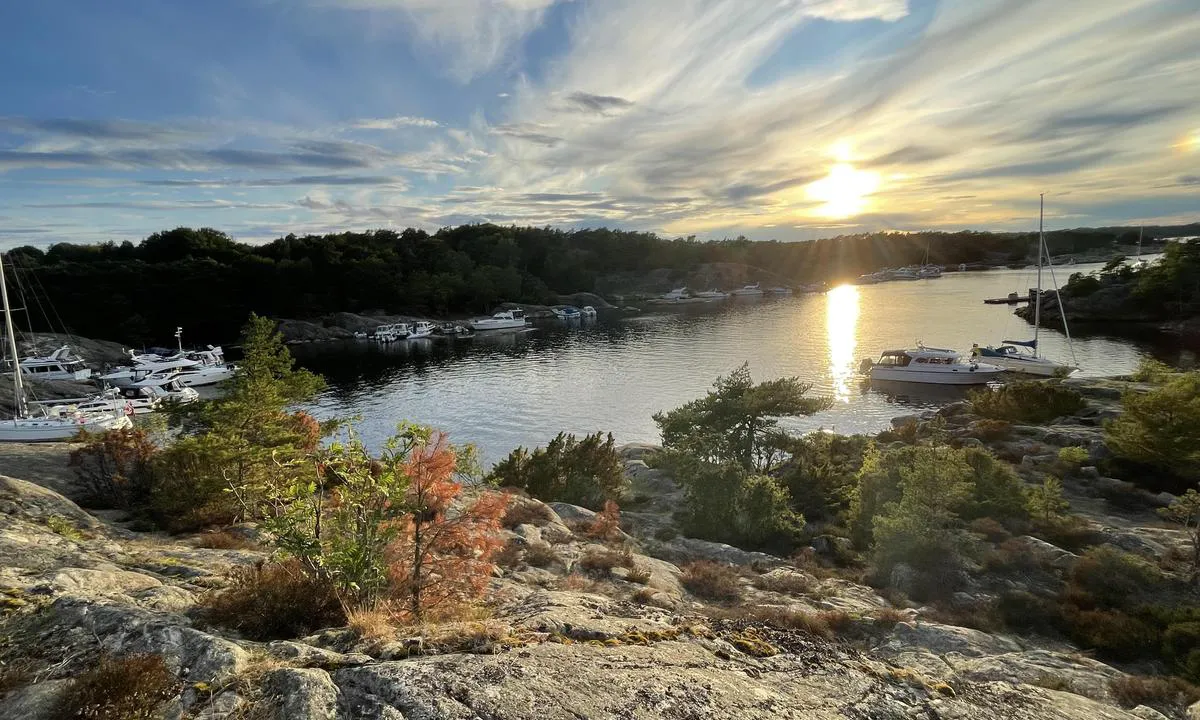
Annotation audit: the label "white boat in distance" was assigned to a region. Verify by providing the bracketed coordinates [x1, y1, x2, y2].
[408, 321, 435, 339]
[373, 323, 410, 342]
[732, 283, 764, 296]
[9, 345, 92, 381]
[0, 253, 131, 442]
[867, 345, 1004, 385]
[470, 309, 528, 331]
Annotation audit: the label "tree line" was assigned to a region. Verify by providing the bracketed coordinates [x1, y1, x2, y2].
[7, 221, 1197, 345]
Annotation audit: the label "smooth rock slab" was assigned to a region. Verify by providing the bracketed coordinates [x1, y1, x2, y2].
[266, 667, 341, 720]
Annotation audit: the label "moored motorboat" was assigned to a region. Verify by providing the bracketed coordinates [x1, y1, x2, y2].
[407, 321, 435, 339]
[373, 323, 410, 342]
[8, 346, 92, 381]
[863, 345, 1004, 385]
[580, 306, 598, 318]
[732, 283, 764, 296]
[470, 309, 528, 331]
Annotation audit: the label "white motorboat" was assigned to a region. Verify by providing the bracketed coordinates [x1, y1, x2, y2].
[918, 265, 943, 279]
[408, 321, 435, 339]
[581, 306, 598, 318]
[9, 345, 92, 381]
[374, 323, 410, 342]
[693, 290, 728, 300]
[100, 358, 198, 388]
[890, 267, 921, 281]
[866, 345, 1004, 385]
[470, 309, 528, 331]
[973, 194, 1077, 377]
[0, 253, 131, 442]
[770, 287, 793, 295]
[732, 283, 764, 296]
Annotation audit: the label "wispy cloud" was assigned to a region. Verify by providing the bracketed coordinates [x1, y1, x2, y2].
[348, 115, 440, 130]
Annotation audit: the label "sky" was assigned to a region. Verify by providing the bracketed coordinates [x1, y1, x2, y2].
[0, 0, 1197, 249]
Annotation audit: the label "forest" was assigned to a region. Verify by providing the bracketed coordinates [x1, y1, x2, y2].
[4, 221, 1197, 345]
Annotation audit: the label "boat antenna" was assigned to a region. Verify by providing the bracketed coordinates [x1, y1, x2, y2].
[1034, 194, 1042, 359]
[0, 252, 28, 417]
[176, 326, 183, 354]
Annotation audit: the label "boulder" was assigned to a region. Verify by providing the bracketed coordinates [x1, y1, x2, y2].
[651, 536, 780, 569]
[948, 649, 1124, 703]
[891, 414, 921, 429]
[48, 567, 162, 598]
[266, 668, 341, 720]
[192, 691, 246, 719]
[0, 475, 98, 528]
[1130, 706, 1171, 720]
[1008, 536, 1078, 571]
[547, 503, 596, 524]
[617, 443, 660, 461]
[0, 679, 71, 720]
[880, 621, 1022, 658]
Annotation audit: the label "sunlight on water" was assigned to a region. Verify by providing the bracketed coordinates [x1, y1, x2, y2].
[826, 284, 860, 402]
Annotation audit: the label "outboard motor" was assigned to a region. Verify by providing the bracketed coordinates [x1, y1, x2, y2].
[858, 357, 875, 374]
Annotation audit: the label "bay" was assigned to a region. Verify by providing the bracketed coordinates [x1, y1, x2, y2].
[295, 263, 1175, 464]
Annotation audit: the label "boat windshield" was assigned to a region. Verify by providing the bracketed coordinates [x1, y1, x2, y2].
[877, 352, 911, 367]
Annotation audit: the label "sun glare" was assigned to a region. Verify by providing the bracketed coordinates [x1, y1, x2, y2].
[829, 139, 853, 163]
[806, 163, 881, 218]
[826, 284, 860, 403]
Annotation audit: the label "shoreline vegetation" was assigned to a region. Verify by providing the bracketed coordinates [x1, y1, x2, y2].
[2, 318, 1200, 717]
[3, 222, 1192, 347]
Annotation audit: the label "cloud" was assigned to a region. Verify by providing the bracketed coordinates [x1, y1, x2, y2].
[0, 140, 393, 172]
[0, 117, 195, 142]
[348, 115, 440, 130]
[798, 0, 909, 22]
[562, 91, 634, 114]
[490, 123, 561, 146]
[318, 0, 560, 82]
[138, 175, 407, 188]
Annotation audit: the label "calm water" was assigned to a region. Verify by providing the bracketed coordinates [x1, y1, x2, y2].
[296, 263, 1178, 464]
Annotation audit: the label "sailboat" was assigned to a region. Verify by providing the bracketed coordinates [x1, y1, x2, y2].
[1133, 226, 1148, 270]
[0, 252, 132, 442]
[972, 195, 1078, 377]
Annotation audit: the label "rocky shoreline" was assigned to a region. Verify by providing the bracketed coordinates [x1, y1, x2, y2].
[1, 374, 1198, 719]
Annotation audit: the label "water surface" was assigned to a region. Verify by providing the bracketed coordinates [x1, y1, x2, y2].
[297, 264, 1175, 463]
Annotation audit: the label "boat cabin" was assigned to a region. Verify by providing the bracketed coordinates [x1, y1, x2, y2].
[14, 346, 92, 381]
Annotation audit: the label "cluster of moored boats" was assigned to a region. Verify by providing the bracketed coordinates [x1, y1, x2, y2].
[366, 306, 599, 342]
[651, 283, 823, 304]
[855, 264, 943, 285]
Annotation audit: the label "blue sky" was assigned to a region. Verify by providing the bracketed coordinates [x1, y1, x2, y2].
[1, 0, 1197, 248]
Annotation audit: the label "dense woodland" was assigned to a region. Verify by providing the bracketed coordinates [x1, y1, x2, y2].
[4, 221, 1197, 345]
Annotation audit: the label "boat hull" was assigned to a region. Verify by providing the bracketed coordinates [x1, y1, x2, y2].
[175, 367, 236, 387]
[0, 413, 132, 442]
[469, 320, 526, 331]
[975, 355, 1076, 377]
[869, 366, 1003, 385]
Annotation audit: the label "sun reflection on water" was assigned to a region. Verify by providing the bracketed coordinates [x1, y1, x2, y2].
[826, 284, 860, 402]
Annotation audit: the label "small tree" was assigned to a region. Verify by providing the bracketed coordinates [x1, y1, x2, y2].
[388, 433, 507, 621]
[1028, 476, 1071, 526]
[1107, 373, 1200, 485]
[1160, 489, 1200, 573]
[654, 364, 832, 473]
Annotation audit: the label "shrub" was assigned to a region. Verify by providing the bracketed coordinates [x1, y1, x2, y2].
[69, 428, 158, 510]
[1162, 622, 1200, 680]
[1057, 446, 1089, 466]
[1159, 490, 1200, 572]
[1109, 675, 1200, 712]
[197, 560, 346, 640]
[1065, 608, 1160, 660]
[871, 607, 908, 628]
[56, 653, 178, 720]
[968, 517, 1011, 543]
[1028, 477, 1071, 526]
[1069, 546, 1163, 609]
[1130, 359, 1177, 384]
[681, 561, 742, 602]
[709, 605, 834, 639]
[487, 432, 627, 510]
[968, 381, 1085, 424]
[347, 607, 396, 641]
[968, 419, 1012, 442]
[1107, 372, 1200, 488]
[586, 500, 622, 542]
[653, 526, 678, 541]
[777, 432, 870, 522]
[493, 540, 524, 569]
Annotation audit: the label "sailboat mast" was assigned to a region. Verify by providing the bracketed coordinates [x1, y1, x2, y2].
[0, 252, 27, 417]
[1034, 194, 1043, 359]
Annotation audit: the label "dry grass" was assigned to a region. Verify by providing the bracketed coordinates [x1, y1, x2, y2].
[502, 500, 555, 529]
[681, 561, 742, 602]
[870, 607, 908, 629]
[1109, 675, 1200, 712]
[752, 571, 813, 596]
[558, 573, 603, 593]
[347, 606, 397, 642]
[197, 560, 346, 641]
[579, 547, 634, 577]
[493, 540, 524, 569]
[56, 653, 179, 720]
[193, 530, 260, 551]
[707, 605, 843, 640]
[625, 565, 652, 585]
[525, 543, 559, 568]
[630, 587, 658, 605]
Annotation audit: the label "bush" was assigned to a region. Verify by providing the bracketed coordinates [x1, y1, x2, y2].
[968, 419, 1012, 442]
[69, 428, 158, 510]
[579, 547, 634, 577]
[777, 432, 870, 522]
[1064, 608, 1159, 660]
[1069, 546, 1163, 609]
[968, 382, 1085, 423]
[681, 561, 742, 602]
[197, 560, 346, 640]
[626, 565, 652, 584]
[192, 530, 258, 550]
[1109, 675, 1200, 712]
[1107, 372, 1200, 489]
[488, 432, 627, 510]
[1130, 359, 1177, 384]
[1163, 622, 1200, 680]
[57, 653, 178, 720]
[525, 543, 560, 568]
[968, 517, 1011, 543]
[653, 526, 678, 541]
[586, 500, 623, 542]
[1057, 446, 1089, 466]
[1028, 477, 1071, 526]
[709, 605, 833, 639]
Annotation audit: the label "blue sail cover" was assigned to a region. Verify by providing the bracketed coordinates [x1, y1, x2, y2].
[1001, 339, 1038, 348]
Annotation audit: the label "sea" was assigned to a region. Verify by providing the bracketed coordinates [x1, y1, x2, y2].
[293, 262, 1186, 465]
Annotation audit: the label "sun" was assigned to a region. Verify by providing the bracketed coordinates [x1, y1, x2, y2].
[806, 163, 881, 218]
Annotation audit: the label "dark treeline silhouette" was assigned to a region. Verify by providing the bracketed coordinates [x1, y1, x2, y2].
[5, 222, 1197, 345]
